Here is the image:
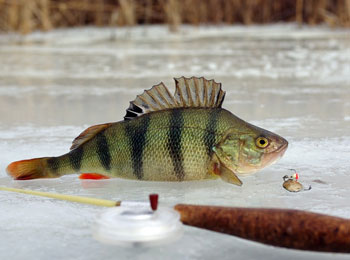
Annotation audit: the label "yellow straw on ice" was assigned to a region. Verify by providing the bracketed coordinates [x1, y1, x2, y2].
[0, 186, 120, 207]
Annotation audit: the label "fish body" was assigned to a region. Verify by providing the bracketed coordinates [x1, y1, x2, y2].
[7, 77, 288, 185]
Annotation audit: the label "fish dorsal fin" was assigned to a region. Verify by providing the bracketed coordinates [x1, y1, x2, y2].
[124, 82, 177, 120]
[124, 76, 226, 120]
[70, 123, 112, 150]
[174, 77, 225, 108]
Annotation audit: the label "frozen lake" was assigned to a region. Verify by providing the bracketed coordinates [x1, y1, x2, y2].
[0, 25, 350, 259]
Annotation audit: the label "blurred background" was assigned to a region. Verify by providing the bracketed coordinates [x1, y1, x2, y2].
[0, 0, 349, 34]
[0, 1, 350, 260]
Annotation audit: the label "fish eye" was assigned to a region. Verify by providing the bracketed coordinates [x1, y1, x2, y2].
[256, 137, 269, 148]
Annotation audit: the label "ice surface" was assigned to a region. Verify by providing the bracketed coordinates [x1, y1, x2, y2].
[0, 25, 350, 259]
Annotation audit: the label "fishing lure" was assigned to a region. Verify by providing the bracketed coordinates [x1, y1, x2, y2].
[283, 169, 311, 192]
[7, 77, 288, 185]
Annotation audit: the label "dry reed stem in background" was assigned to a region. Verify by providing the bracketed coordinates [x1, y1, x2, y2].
[0, 0, 349, 34]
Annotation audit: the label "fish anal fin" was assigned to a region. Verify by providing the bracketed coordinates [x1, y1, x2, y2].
[70, 123, 112, 150]
[79, 173, 110, 180]
[124, 77, 226, 120]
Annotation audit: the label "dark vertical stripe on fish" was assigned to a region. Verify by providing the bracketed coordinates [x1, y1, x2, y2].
[126, 116, 151, 179]
[204, 109, 220, 156]
[96, 132, 111, 171]
[168, 109, 185, 181]
[69, 146, 84, 171]
[47, 157, 60, 173]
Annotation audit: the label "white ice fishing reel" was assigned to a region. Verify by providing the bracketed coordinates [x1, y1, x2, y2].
[93, 194, 183, 246]
[0, 187, 183, 247]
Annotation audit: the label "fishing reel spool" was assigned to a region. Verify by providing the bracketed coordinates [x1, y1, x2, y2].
[93, 194, 183, 246]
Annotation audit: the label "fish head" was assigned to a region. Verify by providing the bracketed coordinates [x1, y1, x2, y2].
[214, 125, 288, 176]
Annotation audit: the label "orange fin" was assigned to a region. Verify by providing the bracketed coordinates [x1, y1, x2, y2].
[70, 123, 113, 150]
[7, 158, 50, 180]
[79, 173, 110, 180]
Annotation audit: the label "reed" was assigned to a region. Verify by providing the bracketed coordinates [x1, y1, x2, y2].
[0, 0, 349, 34]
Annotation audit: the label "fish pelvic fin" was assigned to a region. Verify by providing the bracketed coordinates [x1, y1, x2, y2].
[6, 157, 58, 180]
[124, 76, 226, 120]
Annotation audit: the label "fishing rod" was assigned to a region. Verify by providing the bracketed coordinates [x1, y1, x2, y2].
[0, 186, 120, 207]
[1, 186, 350, 253]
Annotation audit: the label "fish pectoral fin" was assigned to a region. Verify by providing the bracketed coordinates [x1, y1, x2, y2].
[209, 152, 242, 186]
[219, 164, 242, 186]
[79, 173, 110, 180]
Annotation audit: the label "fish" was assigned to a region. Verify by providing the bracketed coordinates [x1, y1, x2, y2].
[6, 76, 288, 186]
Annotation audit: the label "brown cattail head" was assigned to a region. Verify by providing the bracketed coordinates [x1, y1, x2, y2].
[175, 204, 350, 253]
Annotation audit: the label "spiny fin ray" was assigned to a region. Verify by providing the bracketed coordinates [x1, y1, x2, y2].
[174, 77, 225, 108]
[124, 77, 225, 120]
[124, 82, 177, 120]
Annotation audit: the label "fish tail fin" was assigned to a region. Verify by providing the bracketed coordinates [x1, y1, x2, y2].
[6, 157, 56, 180]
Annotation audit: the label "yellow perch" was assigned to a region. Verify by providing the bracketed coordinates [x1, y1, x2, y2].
[7, 77, 288, 185]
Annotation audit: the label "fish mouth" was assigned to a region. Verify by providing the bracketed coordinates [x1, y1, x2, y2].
[265, 136, 288, 155]
[262, 140, 288, 167]
[273, 140, 288, 155]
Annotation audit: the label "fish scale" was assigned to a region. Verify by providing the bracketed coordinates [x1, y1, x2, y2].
[6, 77, 288, 186]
